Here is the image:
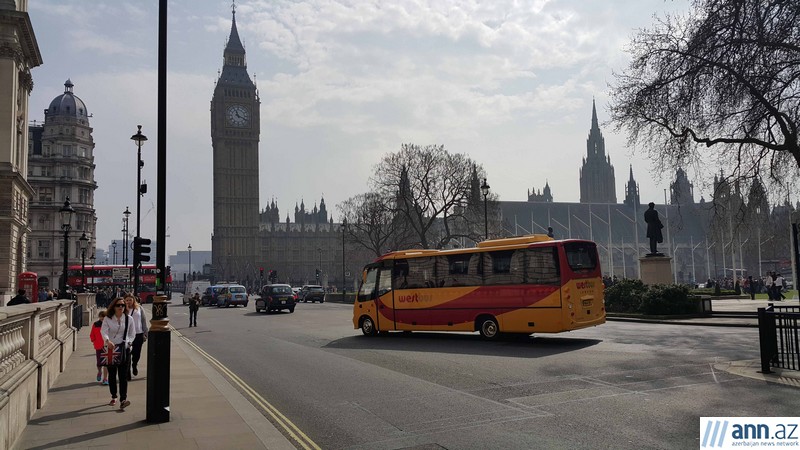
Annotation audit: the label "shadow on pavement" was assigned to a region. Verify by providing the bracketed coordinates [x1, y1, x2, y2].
[28, 405, 110, 425]
[48, 382, 97, 393]
[25, 421, 154, 450]
[324, 332, 601, 358]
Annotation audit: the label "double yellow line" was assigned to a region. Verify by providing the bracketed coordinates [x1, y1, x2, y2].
[176, 329, 321, 450]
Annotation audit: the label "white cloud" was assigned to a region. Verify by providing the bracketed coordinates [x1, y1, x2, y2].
[28, 0, 694, 257]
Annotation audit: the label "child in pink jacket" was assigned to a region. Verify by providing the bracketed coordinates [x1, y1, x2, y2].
[89, 310, 108, 384]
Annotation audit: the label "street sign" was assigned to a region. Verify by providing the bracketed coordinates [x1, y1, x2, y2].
[112, 267, 130, 282]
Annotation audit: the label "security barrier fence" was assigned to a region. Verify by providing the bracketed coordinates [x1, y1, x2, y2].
[758, 303, 800, 373]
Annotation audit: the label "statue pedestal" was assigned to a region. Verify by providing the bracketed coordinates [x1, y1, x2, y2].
[640, 256, 673, 285]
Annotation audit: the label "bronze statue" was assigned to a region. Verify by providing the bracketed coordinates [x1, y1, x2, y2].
[644, 202, 664, 256]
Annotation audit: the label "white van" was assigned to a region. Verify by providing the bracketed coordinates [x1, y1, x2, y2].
[184, 280, 211, 305]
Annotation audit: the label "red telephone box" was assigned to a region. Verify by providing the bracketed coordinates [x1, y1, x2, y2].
[18, 272, 38, 303]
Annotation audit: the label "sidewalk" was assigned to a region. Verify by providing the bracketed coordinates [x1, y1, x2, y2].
[12, 321, 295, 450]
[607, 297, 800, 327]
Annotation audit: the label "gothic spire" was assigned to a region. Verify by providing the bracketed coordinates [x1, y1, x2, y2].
[591, 97, 599, 131]
[223, 1, 246, 67]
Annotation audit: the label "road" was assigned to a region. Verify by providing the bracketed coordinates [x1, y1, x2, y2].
[172, 295, 800, 449]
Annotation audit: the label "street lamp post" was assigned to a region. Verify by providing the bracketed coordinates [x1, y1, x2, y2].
[131, 125, 148, 297]
[112, 241, 117, 265]
[123, 206, 131, 266]
[79, 232, 88, 292]
[59, 199, 75, 299]
[187, 244, 192, 281]
[341, 219, 347, 299]
[317, 247, 322, 284]
[481, 178, 490, 240]
[90, 252, 96, 292]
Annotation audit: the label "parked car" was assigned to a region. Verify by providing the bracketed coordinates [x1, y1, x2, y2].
[302, 285, 325, 303]
[256, 284, 296, 313]
[202, 285, 226, 306]
[216, 284, 249, 307]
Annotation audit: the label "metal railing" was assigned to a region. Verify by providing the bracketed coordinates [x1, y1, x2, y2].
[758, 303, 800, 373]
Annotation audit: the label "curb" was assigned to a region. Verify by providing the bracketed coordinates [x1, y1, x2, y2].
[606, 316, 757, 328]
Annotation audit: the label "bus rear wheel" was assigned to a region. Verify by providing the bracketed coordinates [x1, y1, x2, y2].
[478, 316, 499, 339]
[361, 316, 377, 336]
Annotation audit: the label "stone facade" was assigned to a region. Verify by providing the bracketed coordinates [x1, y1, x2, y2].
[26, 80, 97, 292]
[211, 8, 261, 282]
[0, 2, 41, 304]
[0, 300, 77, 449]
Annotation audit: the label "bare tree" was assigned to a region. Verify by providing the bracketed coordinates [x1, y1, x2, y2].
[371, 144, 488, 249]
[610, 0, 800, 191]
[337, 192, 412, 257]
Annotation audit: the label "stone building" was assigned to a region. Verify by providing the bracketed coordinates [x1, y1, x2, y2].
[26, 80, 97, 291]
[257, 197, 372, 290]
[579, 100, 616, 203]
[527, 182, 552, 203]
[0, 2, 41, 304]
[210, 6, 261, 282]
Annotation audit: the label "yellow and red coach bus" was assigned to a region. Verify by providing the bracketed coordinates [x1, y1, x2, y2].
[352, 235, 605, 338]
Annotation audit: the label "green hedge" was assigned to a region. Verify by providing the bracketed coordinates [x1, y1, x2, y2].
[604, 279, 647, 313]
[606, 280, 701, 315]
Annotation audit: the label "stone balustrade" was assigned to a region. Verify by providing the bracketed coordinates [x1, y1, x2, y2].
[0, 300, 76, 449]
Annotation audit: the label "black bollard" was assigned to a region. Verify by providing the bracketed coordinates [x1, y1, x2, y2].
[146, 295, 170, 423]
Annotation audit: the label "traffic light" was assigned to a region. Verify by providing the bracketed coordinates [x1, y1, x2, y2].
[260, 267, 264, 277]
[270, 270, 278, 283]
[315, 268, 320, 280]
[133, 237, 151, 267]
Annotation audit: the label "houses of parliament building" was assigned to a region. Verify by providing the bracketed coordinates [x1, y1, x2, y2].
[211, 8, 793, 289]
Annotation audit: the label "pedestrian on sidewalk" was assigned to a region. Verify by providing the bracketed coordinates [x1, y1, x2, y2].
[101, 298, 135, 410]
[775, 273, 786, 300]
[7, 289, 30, 305]
[765, 273, 775, 300]
[189, 292, 200, 327]
[747, 276, 756, 300]
[124, 295, 148, 379]
[90, 310, 109, 384]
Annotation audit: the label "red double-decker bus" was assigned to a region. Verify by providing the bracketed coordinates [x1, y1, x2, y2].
[67, 264, 172, 303]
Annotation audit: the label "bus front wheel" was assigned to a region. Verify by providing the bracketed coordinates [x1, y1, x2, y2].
[478, 316, 499, 339]
[361, 316, 377, 336]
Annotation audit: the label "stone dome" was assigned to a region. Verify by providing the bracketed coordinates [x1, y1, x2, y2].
[47, 79, 89, 120]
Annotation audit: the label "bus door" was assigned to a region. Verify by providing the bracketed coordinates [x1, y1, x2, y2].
[375, 261, 396, 330]
[356, 264, 380, 330]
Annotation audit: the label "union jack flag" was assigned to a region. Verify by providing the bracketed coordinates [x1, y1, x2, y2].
[100, 345, 121, 366]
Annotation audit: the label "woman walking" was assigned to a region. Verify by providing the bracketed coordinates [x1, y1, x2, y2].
[124, 295, 148, 379]
[101, 298, 135, 409]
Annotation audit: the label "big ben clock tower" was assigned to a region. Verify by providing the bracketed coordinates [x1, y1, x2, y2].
[211, 5, 260, 282]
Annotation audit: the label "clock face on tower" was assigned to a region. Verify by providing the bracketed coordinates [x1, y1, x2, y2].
[226, 104, 250, 127]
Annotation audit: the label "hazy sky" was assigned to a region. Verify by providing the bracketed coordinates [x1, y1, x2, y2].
[28, 0, 695, 257]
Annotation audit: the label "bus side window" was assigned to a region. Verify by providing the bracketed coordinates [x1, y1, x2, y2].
[525, 247, 560, 285]
[443, 254, 473, 287]
[393, 260, 409, 289]
[377, 267, 392, 297]
[358, 267, 378, 302]
[485, 250, 523, 285]
[406, 257, 435, 289]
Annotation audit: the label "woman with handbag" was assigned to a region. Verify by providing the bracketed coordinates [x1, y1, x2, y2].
[101, 298, 136, 409]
